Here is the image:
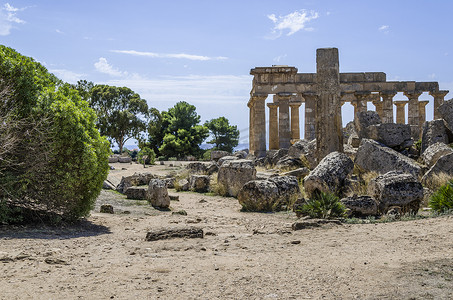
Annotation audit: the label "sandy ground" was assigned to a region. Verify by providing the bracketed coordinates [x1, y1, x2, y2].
[1, 162, 453, 300]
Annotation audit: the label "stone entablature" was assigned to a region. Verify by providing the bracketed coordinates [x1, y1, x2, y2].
[248, 48, 449, 159]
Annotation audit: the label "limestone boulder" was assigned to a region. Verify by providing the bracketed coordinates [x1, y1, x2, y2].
[281, 167, 310, 179]
[237, 180, 279, 212]
[268, 175, 300, 210]
[421, 142, 453, 167]
[421, 119, 452, 153]
[102, 180, 116, 190]
[368, 171, 424, 214]
[176, 179, 189, 192]
[210, 150, 230, 161]
[217, 155, 239, 166]
[270, 148, 289, 165]
[147, 179, 170, 208]
[217, 159, 256, 197]
[126, 186, 148, 200]
[340, 195, 378, 217]
[205, 162, 219, 175]
[116, 172, 155, 194]
[421, 152, 453, 188]
[355, 139, 422, 178]
[354, 111, 381, 139]
[439, 98, 453, 132]
[366, 123, 413, 149]
[343, 121, 357, 140]
[163, 177, 176, 189]
[347, 133, 361, 148]
[186, 162, 207, 174]
[303, 151, 354, 198]
[108, 155, 119, 163]
[189, 175, 210, 193]
[234, 150, 248, 159]
[118, 156, 132, 163]
[287, 139, 317, 169]
[275, 156, 305, 171]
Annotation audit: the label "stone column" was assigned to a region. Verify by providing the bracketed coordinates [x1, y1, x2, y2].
[429, 90, 449, 119]
[372, 100, 383, 119]
[303, 92, 317, 141]
[353, 91, 370, 116]
[418, 100, 429, 128]
[315, 48, 343, 162]
[290, 102, 302, 142]
[277, 93, 292, 149]
[250, 94, 267, 157]
[380, 91, 397, 123]
[404, 91, 422, 139]
[267, 103, 279, 150]
[394, 101, 408, 124]
[248, 101, 255, 153]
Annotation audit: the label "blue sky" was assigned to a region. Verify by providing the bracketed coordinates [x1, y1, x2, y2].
[1, 0, 452, 146]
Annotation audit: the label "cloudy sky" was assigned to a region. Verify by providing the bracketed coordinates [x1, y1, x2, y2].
[1, 0, 452, 146]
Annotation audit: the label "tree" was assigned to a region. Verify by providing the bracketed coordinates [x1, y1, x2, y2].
[89, 85, 149, 153]
[204, 117, 240, 153]
[159, 101, 209, 158]
[139, 107, 165, 156]
[0, 46, 110, 222]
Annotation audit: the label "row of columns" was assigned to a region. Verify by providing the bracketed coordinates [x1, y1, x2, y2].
[249, 90, 448, 157]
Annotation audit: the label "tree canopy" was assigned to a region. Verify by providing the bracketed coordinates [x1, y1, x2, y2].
[89, 84, 149, 153]
[205, 116, 240, 153]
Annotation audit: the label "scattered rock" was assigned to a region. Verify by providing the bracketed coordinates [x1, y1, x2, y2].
[421, 152, 453, 188]
[176, 179, 189, 192]
[145, 227, 203, 241]
[348, 133, 361, 148]
[421, 119, 451, 153]
[292, 219, 342, 230]
[237, 180, 279, 212]
[116, 172, 156, 194]
[100, 205, 114, 214]
[340, 195, 378, 217]
[366, 123, 413, 149]
[169, 195, 180, 201]
[217, 159, 256, 197]
[287, 139, 317, 169]
[303, 152, 354, 198]
[163, 177, 175, 189]
[205, 162, 219, 175]
[280, 167, 310, 179]
[354, 111, 381, 139]
[186, 162, 208, 174]
[147, 179, 170, 209]
[118, 156, 132, 163]
[368, 171, 424, 214]
[234, 150, 248, 159]
[421, 142, 453, 167]
[217, 155, 239, 166]
[268, 175, 300, 210]
[108, 155, 119, 163]
[189, 175, 210, 193]
[172, 210, 187, 216]
[275, 156, 304, 171]
[102, 180, 116, 190]
[270, 148, 289, 165]
[439, 98, 453, 132]
[355, 139, 422, 178]
[125, 186, 148, 200]
[210, 150, 230, 161]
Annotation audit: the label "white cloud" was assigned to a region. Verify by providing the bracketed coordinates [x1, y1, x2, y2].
[267, 10, 319, 39]
[0, 3, 28, 36]
[378, 25, 390, 33]
[111, 50, 228, 61]
[55, 29, 64, 34]
[94, 57, 126, 77]
[273, 54, 287, 63]
[50, 69, 85, 84]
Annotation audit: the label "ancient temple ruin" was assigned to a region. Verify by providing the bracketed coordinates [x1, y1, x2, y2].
[248, 48, 449, 160]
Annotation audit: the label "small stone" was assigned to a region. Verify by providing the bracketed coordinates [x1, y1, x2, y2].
[100, 205, 114, 214]
[291, 240, 301, 245]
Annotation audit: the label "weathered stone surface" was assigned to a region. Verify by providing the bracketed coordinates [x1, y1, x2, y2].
[210, 150, 230, 161]
[343, 144, 357, 161]
[303, 152, 354, 198]
[217, 159, 256, 197]
[163, 177, 175, 189]
[354, 111, 381, 139]
[234, 150, 248, 159]
[421, 152, 453, 187]
[147, 179, 170, 208]
[270, 148, 289, 165]
[205, 162, 218, 175]
[288, 139, 317, 169]
[268, 175, 300, 210]
[366, 123, 413, 148]
[237, 180, 279, 212]
[368, 171, 423, 214]
[118, 156, 132, 163]
[438, 98, 453, 132]
[340, 195, 378, 217]
[355, 139, 422, 178]
[100, 205, 114, 214]
[145, 227, 203, 241]
[176, 179, 189, 191]
[102, 180, 116, 190]
[125, 186, 147, 200]
[343, 121, 357, 140]
[116, 172, 155, 194]
[281, 167, 310, 179]
[217, 155, 239, 166]
[189, 175, 210, 193]
[421, 119, 451, 153]
[108, 155, 119, 163]
[421, 142, 453, 168]
[275, 156, 305, 170]
[292, 219, 342, 230]
[348, 133, 361, 148]
[186, 162, 207, 174]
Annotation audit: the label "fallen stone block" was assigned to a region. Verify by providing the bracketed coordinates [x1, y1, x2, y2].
[145, 227, 203, 241]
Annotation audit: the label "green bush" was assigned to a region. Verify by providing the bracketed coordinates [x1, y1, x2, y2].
[202, 149, 213, 161]
[429, 180, 453, 213]
[168, 157, 177, 161]
[297, 191, 347, 219]
[157, 156, 167, 161]
[138, 147, 156, 165]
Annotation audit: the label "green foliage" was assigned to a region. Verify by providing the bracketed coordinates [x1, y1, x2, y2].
[202, 149, 213, 161]
[159, 101, 209, 158]
[89, 84, 149, 152]
[204, 117, 239, 152]
[139, 107, 165, 156]
[0, 46, 109, 222]
[138, 147, 156, 165]
[429, 180, 453, 213]
[297, 191, 347, 219]
[415, 139, 422, 152]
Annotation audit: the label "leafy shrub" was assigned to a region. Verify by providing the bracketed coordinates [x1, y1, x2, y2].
[429, 180, 453, 213]
[168, 157, 177, 161]
[138, 147, 156, 165]
[157, 156, 167, 161]
[297, 191, 347, 219]
[202, 149, 213, 161]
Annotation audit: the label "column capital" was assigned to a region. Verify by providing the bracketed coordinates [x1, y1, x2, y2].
[289, 102, 302, 108]
[380, 90, 397, 97]
[429, 90, 449, 98]
[403, 91, 422, 99]
[354, 91, 372, 97]
[418, 100, 429, 107]
[276, 92, 293, 99]
[267, 102, 279, 108]
[251, 93, 268, 101]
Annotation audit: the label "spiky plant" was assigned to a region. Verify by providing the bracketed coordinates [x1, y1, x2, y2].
[429, 180, 453, 213]
[298, 191, 347, 219]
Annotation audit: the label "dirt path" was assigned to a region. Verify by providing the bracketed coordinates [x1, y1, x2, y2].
[1, 163, 453, 299]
